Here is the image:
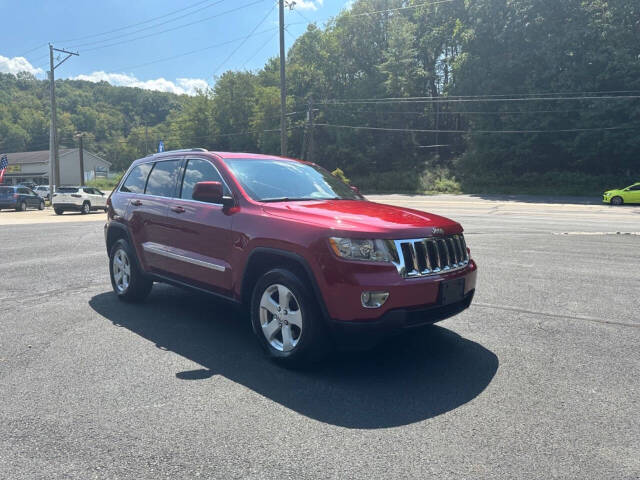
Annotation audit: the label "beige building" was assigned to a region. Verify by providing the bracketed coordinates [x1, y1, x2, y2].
[2, 148, 111, 186]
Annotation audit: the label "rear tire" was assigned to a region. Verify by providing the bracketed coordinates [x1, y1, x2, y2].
[611, 196, 623, 206]
[250, 268, 329, 365]
[54, 208, 63, 215]
[81, 201, 91, 214]
[109, 238, 153, 302]
[16, 201, 26, 212]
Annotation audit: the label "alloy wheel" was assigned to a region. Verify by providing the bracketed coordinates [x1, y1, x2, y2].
[112, 248, 131, 293]
[259, 284, 303, 352]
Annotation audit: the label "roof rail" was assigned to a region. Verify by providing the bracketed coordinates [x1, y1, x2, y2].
[155, 148, 208, 154]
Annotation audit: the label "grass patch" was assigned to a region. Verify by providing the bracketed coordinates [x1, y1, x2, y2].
[86, 173, 123, 191]
[459, 171, 637, 196]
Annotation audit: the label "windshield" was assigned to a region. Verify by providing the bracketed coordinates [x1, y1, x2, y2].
[224, 158, 359, 202]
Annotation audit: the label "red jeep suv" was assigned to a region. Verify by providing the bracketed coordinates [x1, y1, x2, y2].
[105, 149, 477, 363]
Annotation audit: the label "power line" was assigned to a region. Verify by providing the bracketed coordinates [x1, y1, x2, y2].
[212, 6, 277, 75]
[57, 0, 217, 44]
[112, 27, 278, 72]
[315, 123, 637, 134]
[66, 0, 230, 50]
[79, 0, 269, 53]
[319, 90, 640, 102]
[318, 95, 640, 105]
[241, 30, 280, 70]
[344, 0, 455, 18]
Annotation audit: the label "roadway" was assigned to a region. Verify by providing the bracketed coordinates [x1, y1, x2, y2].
[1, 195, 638, 479]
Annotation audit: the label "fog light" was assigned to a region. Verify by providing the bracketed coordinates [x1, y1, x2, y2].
[361, 291, 389, 309]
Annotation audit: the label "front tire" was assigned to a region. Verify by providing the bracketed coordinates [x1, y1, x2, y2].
[38, 200, 44, 210]
[54, 208, 64, 215]
[81, 201, 91, 214]
[250, 268, 328, 365]
[109, 239, 153, 302]
[611, 196, 623, 206]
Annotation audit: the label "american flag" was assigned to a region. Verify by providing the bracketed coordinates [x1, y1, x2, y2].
[0, 154, 8, 184]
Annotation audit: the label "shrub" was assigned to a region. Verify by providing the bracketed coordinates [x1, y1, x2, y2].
[331, 168, 351, 185]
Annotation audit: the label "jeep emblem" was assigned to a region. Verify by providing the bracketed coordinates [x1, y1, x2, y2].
[432, 227, 445, 235]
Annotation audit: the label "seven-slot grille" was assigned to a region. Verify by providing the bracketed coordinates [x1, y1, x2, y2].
[394, 234, 469, 278]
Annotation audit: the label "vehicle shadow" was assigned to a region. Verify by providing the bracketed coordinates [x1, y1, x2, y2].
[89, 285, 499, 429]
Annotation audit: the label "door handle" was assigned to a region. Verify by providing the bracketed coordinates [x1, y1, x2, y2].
[171, 206, 186, 213]
[131, 199, 143, 206]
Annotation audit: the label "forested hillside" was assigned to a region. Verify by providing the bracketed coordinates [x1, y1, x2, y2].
[1, 0, 639, 194]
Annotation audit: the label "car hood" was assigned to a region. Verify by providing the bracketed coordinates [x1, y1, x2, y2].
[261, 199, 462, 236]
[604, 189, 622, 195]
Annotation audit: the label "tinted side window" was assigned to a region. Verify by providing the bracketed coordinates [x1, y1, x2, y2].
[18, 188, 29, 194]
[121, 163, 152, 194]
[145, 160, 181, 197]
[630, 185, 640, 191]
[180, 159, 226, 200]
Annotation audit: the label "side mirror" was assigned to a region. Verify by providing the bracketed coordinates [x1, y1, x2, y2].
[193, 181, 233, 207]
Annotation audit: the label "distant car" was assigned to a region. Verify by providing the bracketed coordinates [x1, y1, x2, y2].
[34, 185, 52, 201]
[18, 182, 37, 190]
[602, 183, 640, 205]
[52, 186, 108, 215]
[0, 185, 45, 211]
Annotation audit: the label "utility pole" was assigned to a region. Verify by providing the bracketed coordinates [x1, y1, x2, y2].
[279, 0, 287, 156]
[75, 133, 85, 185]
[145, 123, 149, 155]
[301, 96, 315, 161]
[48, 44, 78, 194]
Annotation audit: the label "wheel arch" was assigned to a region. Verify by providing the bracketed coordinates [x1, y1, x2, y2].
[241, 248, 330, 323]
[105, 222, 132, 254]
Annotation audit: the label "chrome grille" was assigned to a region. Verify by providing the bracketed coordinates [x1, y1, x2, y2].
[393, 234, 469, 278]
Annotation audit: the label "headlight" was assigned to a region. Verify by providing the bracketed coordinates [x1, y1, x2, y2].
[329, 237, 397, 263]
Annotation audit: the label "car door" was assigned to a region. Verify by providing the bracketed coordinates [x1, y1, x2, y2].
[27, 189, 40, 206]
[162, 157, 234, 294]
[626, 184, 640, 203]
[129, 158, 183, 274]
[85, 188, 105, 208]
[18, 188, 36, 207]
[94, 189, 107, 207]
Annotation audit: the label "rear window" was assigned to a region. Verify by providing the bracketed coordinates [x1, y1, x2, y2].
[145, 160, 181, 197]
[57, 187, 79, 193]
[121, 163, 152, 194]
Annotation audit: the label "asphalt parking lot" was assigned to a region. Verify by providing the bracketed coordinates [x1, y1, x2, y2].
[1, 195, 639, 479]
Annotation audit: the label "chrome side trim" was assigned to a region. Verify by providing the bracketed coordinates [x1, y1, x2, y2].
[142, 242, 226, 272]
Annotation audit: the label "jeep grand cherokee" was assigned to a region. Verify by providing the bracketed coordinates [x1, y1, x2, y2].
[104, 149, 477, 363]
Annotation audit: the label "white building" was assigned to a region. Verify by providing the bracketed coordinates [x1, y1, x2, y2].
[2, 148, 111, 186]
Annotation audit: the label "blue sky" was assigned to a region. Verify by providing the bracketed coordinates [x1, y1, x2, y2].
[0, 0, 350, 95]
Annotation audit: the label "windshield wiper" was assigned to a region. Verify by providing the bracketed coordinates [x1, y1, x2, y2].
[261, 197, 318, 203]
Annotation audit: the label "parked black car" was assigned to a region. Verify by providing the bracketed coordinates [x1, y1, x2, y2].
[0, 185, 45, 211]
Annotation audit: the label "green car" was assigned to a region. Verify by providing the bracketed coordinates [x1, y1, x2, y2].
[602, 183, 640, 205]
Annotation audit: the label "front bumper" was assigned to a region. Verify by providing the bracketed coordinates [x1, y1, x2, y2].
[317, 251, 478, 322]
[329, 290, 475, 348]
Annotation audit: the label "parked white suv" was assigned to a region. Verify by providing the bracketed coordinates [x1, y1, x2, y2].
[52, 186, 108, 215]
[34, 185, 52, 201]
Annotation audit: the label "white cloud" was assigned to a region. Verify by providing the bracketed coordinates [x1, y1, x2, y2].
[71, 71, 209, 95]
[0, 55, 44, 76]
[295, 0, 324, 10]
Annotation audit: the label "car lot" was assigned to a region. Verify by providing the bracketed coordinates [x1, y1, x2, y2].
[1, 195, 638, 479]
